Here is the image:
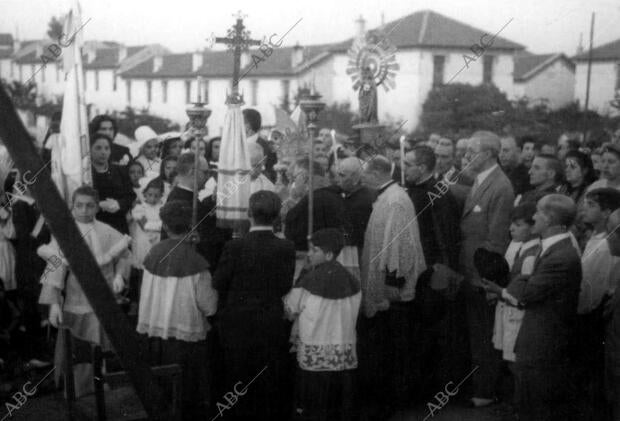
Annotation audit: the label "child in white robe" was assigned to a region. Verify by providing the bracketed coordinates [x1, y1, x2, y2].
[38, 186, 132, 397]
[284, 228, 361, 421]
[137, 200, 217, 418]
[130, 179, 163, 268]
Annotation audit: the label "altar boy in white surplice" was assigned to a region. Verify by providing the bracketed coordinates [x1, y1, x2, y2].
[284, 228, 361, 421]
[38, 185, 132, 396]
[137, 200, 217, 418]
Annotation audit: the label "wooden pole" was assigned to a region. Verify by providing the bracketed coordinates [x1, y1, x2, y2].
[583, 12, 595, 141]
[0, 84, 169, 420]
[308, 131, 314, 245]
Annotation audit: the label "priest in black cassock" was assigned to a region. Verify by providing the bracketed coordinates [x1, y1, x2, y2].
[162, 152, 231, 270]
[403, 145, 469, 398]
[284, 158, 345, 278]
[336, 157, 374, 254]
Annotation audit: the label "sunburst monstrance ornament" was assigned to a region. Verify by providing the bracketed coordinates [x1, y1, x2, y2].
[346, 30, 400, 93]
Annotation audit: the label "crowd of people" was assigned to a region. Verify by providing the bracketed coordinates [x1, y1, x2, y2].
[2, 108, 620, 421]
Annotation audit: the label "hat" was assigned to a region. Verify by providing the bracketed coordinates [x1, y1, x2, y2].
[131, 126, 160, 156]
[311, 228, 345, 257]
[474, 247, 510, 287]
[160, 131, 182, 142]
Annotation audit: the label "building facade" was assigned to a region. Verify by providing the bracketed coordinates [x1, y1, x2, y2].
[2, 9, 527, 134]
[574, 39, 620, 116]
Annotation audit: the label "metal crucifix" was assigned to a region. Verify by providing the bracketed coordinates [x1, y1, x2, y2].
[214, 11, 261, 104]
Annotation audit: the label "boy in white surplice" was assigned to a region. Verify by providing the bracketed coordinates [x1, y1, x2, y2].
[284, 228, 361, 421]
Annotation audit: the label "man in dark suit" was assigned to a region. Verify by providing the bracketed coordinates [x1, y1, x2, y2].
[459, 131, 515, 407]
[89, 115, 132, 166]
[213, 190, 295, 421]
[243, 108, 277, 183]
[483, 194, 581, 421]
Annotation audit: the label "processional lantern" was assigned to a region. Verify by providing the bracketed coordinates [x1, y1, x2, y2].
[298, 86, 325, 247]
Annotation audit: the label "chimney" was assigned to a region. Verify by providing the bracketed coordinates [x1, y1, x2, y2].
[240, 51, 250, 69]
[84, 45, 96, 64]
[576, 33, 584, 55]
[291, 43, 304, 67]
[12, 38, 21, 55]
[118, 46, 127, 62]
[355, 15, 366, 39]
[153, 55, 163, 73]
[192, 51, 203, 72]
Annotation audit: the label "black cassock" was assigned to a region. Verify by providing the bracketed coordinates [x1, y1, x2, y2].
[162, 185, 232, 271]
[284, 186, 345, 251]
[407, 177, 470, 398]
[342, 185, 375, 251]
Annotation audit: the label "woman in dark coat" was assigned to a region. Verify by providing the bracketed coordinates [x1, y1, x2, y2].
[90, 134, 136, 234]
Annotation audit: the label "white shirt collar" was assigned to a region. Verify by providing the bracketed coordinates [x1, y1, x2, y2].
[176, 183, 193, 192]
[475, 163, 498, 186]
[249, 225, 273, 232]
[541, 232, 570, 254]
[520, 238, 541, 252]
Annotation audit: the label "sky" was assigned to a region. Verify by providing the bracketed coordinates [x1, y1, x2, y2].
[1, 0, 620, 56]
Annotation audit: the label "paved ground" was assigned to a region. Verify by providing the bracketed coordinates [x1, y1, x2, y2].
[2, 386, 513, 421]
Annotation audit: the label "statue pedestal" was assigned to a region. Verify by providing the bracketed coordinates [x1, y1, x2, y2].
[352, 122, 386, 148]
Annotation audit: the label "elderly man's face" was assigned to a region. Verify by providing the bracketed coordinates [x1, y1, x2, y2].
[464, 139, 486, 174]
[434, 145, 454, 175]
[336, 165, 360, 193]
[361, 167, 380, 189]
[532, 199, 551, 235]
[499, 139, 518, 168]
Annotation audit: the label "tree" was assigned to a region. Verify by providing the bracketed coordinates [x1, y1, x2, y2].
[47, 16, 64, 40]
[112, 107, 181, 138]
[419, 83, 513, 138]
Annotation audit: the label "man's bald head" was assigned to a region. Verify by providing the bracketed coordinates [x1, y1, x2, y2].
[607, 209, 620, 257]
[336, 157, 364, 192]
[465, 131, 501, 173]
[361, 155, 393, 189]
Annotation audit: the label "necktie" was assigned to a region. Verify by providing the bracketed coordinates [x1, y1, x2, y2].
[470, 178, 480, 197]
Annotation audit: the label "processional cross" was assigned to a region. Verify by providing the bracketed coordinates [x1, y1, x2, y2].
[213, 11, 262, 104]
